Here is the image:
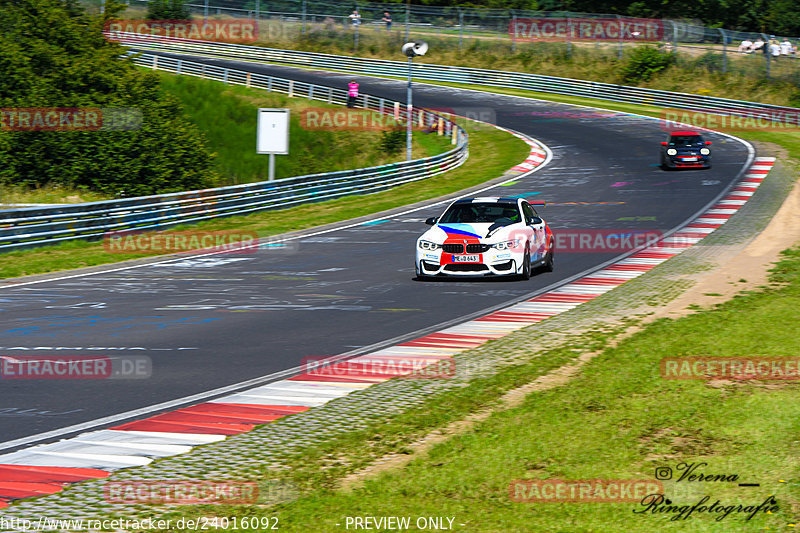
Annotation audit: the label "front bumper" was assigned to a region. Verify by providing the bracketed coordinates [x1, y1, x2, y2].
[416, 249, 522, 277]
[664, 154, 711, 168]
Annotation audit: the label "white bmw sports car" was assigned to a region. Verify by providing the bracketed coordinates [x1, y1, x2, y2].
[415, 197, 555, 279]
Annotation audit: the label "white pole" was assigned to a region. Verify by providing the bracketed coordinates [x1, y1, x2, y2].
[269, 153, 275, 180]
[406, 56, 413, 161]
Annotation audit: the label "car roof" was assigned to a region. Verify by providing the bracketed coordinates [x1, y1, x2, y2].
[452, 197, 520, 205]
[669, 131, 702, 136]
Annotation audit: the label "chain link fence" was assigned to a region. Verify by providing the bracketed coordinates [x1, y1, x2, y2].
[82, 0, 800, 82]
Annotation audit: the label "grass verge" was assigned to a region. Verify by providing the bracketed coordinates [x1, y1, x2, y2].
[252, 247, 800, 532]
[157, 72, 452, 186]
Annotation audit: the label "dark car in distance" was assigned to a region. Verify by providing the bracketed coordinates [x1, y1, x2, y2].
[660, 131, 712, 169]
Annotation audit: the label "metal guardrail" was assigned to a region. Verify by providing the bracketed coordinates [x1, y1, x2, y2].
[0, 53, 467, 252]
[116, 32, 800, 125]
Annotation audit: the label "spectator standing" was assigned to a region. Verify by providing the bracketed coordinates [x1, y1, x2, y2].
[752, 37, 765, 53]
[349, 10, 361, 27]
[781, 38, 793, 56]
[347, 80, 359, 108]
[770, 38, 781, 60]
[738, 38, 753, 53]
[382, 11, 392, 31]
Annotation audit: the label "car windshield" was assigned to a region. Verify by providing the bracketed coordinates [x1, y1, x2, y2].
[669, 135, 703, 146]
[439, 203, 520, 224]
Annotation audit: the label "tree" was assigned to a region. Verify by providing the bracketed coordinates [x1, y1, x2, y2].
[0, 0, 215, 196]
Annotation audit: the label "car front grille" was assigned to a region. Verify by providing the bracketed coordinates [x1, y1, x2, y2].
[444, 263, 489, 272]
[466, 244, 490, 253]
[442, 244, 464, 254]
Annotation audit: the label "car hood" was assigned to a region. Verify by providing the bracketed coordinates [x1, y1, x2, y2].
[420, 222, 517, 243]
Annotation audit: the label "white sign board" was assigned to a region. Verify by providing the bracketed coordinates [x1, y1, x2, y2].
[257, 108, 290, 154]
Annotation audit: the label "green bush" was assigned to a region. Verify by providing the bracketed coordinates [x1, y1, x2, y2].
[618, 46, 676, 84]
[146, 0, 190, 20]
[380, 127, 405, 155]
[693, 52, 725, 73]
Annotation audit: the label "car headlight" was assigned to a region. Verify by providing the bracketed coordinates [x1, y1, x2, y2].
[700, 148, 710, 155]
[492, 239, 520, 251]
[418, 240, 440, 251]
[666, 148, 678, 156]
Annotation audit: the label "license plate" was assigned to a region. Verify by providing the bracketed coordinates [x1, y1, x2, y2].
[452, 254, 480, 262]
[681, 157, 698, 161]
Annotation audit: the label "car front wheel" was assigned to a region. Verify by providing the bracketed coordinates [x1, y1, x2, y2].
[540, 244, 554, 273]
[519, 251, 531, 281]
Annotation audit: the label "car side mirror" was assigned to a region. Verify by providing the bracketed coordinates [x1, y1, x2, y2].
[529, 216, 543, 225]
[660, 142, 668, 146]
[425, 217, 437, 225]
[705, 141, 712, 145]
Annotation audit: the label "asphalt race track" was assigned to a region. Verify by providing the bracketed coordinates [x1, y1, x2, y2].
[0, 53, 752, 450]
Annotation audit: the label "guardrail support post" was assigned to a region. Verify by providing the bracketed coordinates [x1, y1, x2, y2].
[288, 80, 294, 97]
[451, 125, 458, 144]
[255, 0, 260, 21]
[328, 87, 333, 104]
[616, 14, 623, 59]
[394, 101, 400, 120]
[153, 55, 158, 70]
[246, 72, 251, 88]
[718, 28, 728, 73]
[308, 85, 314, 99]
[437, 117, 443, 135]
[176, 60, 182, 73]
[223, 69, 228, 84]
